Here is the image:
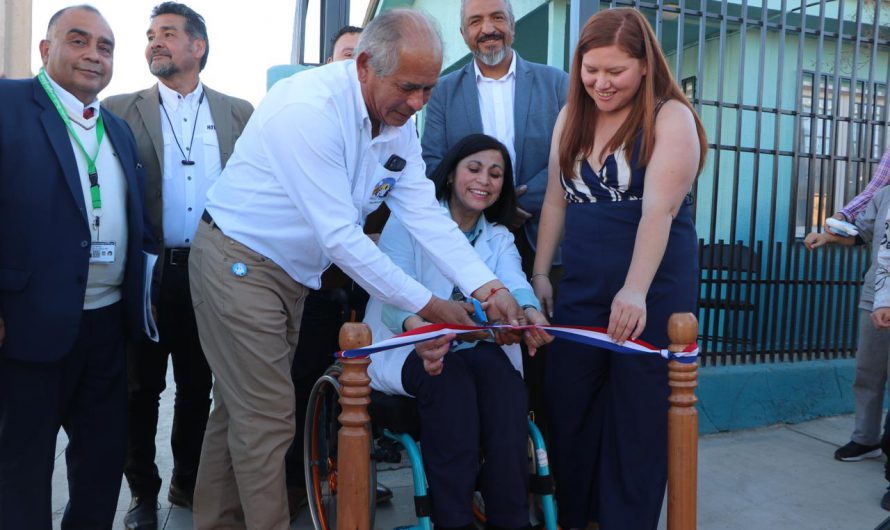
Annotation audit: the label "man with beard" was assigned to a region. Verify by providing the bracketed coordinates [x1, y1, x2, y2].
[420, 0, 567, 437]
[104, 3, 253, 528]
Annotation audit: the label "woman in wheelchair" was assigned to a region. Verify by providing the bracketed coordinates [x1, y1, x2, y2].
[364, 134, 552, 530]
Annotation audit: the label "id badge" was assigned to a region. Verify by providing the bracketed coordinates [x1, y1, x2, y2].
[90, 241, 116, 263]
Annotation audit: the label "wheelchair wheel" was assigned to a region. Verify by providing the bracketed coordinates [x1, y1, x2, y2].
[304, 364, 376, 530]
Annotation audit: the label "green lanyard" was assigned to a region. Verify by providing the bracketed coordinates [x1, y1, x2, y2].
[38, 68, 105, 211]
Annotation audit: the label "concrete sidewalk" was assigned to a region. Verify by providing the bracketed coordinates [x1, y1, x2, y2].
[50, 366, 890, 529]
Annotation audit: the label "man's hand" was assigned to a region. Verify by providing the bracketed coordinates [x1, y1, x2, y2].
[510, 185, 533, 228]
[417, 296, 476, 326]
[803, 232, 834, 250]
[416, 297, 490, 342]
[0, 314, 5, 348]
[872, 308, 890, 330]
[523, 307, 554, 356]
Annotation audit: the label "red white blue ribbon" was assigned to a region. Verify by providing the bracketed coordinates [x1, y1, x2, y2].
[335, 323, 699, 363]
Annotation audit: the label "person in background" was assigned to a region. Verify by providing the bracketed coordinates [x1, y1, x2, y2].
[533, 8, 706, 529]
[817, 146, 890, 463]
[805, 186, 890, 509]
[366, 134, 552, 530]
[103, 3, 253, 528]
[326, 25, 362, 63]
[872, 229, 890, 511]
[0, 5, 155, 528]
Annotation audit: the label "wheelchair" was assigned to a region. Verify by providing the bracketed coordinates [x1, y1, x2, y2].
[304, 363, 558, 530]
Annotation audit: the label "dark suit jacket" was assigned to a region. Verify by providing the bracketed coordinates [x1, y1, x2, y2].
[0, 77, 156, 362]
[103, 84, 253, 253]
[421, 53, 568, 250]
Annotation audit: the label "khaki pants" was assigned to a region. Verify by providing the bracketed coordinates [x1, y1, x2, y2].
[188, 220, 307, 530]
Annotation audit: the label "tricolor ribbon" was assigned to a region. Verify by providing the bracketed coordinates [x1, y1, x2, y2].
[335, 323, 699, 363]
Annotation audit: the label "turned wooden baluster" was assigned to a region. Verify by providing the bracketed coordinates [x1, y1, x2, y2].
[667, 312, 699, 530]
[336, 322, 372, 530]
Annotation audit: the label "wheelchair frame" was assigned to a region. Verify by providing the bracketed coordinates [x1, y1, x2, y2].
[304, 363, 558, 530]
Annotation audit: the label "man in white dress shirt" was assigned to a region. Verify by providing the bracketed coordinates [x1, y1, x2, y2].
[188, 8, 526, 529]
[103, 3, 253, 528]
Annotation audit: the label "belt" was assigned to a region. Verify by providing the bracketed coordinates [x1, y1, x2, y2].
[201, 209, 220, 231]
[166, 247, 190, 267]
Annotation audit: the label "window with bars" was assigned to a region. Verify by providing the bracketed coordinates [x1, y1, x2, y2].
[795, 72, 887, 237]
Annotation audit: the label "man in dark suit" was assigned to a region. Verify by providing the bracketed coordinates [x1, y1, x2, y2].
[0, 5, 154, 529]
[103, 3, 252, 528]
[421, 0, 567, 272]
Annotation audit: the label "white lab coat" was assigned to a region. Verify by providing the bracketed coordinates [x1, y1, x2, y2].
[365, 205, 534, 397]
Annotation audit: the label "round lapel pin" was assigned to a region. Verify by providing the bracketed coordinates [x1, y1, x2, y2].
[232, 262, 248, 277]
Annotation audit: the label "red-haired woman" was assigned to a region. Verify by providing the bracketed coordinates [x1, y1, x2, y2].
[532, 7, 707, 530]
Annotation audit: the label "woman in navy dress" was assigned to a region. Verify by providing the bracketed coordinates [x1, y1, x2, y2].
[532, 8, 708, 530]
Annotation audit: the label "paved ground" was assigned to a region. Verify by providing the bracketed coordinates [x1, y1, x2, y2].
[50, 366, 890, 529]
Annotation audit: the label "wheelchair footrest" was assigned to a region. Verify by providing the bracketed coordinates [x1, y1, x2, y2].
[414, 494, 433, 517]
[529, 473, 554, 495]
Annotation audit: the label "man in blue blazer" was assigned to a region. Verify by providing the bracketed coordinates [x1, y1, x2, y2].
[0, 6, 155, 529]
[421, 0, 568, 273]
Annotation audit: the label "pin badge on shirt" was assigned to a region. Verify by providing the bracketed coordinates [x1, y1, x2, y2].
[371, 178, 395, 200]
[232, 262, 248, 277]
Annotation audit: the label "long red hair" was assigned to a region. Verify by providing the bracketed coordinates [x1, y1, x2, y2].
[559, 7, 707, 179]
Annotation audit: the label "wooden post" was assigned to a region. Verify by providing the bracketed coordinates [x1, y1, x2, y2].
[667, 312, 699, 530]
[336, 323, 372, 530]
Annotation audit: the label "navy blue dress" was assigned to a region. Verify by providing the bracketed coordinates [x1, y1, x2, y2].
[545, 134, 698, 529]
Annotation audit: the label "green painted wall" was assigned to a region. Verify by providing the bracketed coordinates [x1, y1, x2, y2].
[665, 25, 889, 247]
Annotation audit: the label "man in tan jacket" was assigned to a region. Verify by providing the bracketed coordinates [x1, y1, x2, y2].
[103, 3, 252, 528]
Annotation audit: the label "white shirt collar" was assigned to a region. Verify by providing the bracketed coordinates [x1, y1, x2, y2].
[158, 79, 204, 111]
[473, 51, 517, 82]
[43, 70, 100, 119]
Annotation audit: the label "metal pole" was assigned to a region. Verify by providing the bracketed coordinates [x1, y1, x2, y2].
[568, 0, 597, 59]
[291, 0, 309, 64]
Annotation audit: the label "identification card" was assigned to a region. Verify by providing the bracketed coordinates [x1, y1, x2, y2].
[90, 241, 116, 263]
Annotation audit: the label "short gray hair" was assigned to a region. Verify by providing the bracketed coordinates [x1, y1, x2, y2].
[355, 8, 442, 78]
[459, 0, 515, 32]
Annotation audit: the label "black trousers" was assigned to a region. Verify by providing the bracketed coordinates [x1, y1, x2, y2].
[402, 342, 530, 529]
[285, 288, 349, 487]
[0, 302, 127, 530]
[125, 255, 212, 498]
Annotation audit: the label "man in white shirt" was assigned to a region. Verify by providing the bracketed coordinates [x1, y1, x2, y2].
[103, 3, 253, 528]
[0, 6, 154, 528]
[188, 8, 526, 529]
